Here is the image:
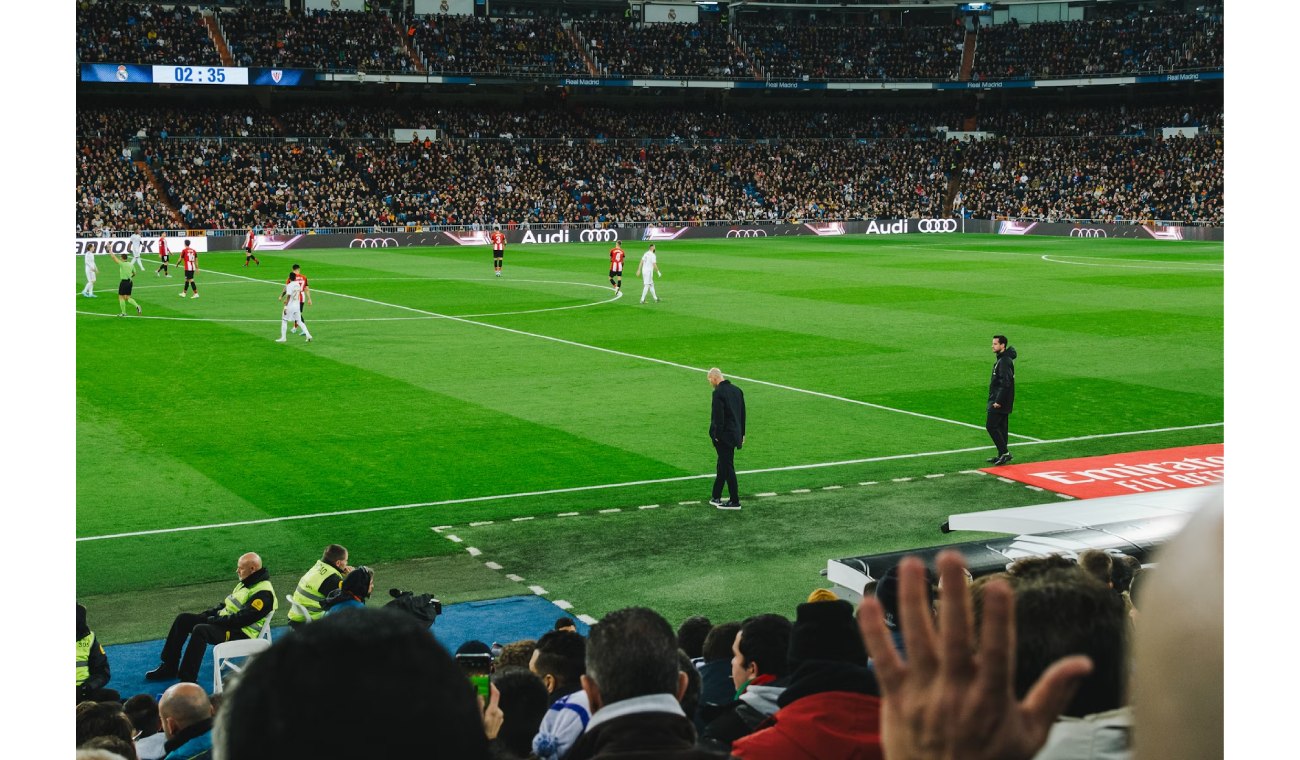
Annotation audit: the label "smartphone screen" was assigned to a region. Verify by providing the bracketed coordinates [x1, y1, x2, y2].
[470, 673, 490, 700]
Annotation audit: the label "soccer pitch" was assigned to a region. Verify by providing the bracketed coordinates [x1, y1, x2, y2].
[75, 234, 1224, 640]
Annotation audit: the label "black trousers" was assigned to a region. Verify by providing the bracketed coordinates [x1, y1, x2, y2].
[986, 410, 1010, 456]
[159, 612, 247, 681]
[712, 441, 739, 502]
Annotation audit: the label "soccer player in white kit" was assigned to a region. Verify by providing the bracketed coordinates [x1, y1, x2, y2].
[129, 231, 146, 271]
[277, 275, 314, 343]
[81, 246, 99, 297]
[635, 244, 661, 304]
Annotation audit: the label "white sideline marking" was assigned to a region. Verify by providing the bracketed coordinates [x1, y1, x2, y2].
[1025, 485, 1044, 492]
[207, 270, 1039, 441]
[506, 574, 525, 582]
[1056, 494, 1077, 500]
[676, 501, 698, 506]
[76, 422, 1224, 541]
[599, 508, 622, 514]
[756, 492, 778, 497]
[925, 474, 944, 479]
[470, 521, 495, 527]
[512, 516, 534, 522]
[822, 485, 842, 491]
[959, 470, 985, 476]
[432, 525, 452, 532]
[446, 535, 462, 543]
[555, 600, 574, 610]
[791, 488, 811, 494]
[577, 614, 598, 625]
[997, 477, 1017, 484]
[858, 481, 878, 486]
[484, 561, 503, 570]
[467, 547, 482, 556]
[641, 504, 661, 509]
[1041, 255, 1225, 271]
[893, 477, 913, 483]
[529, 585, 549, 596]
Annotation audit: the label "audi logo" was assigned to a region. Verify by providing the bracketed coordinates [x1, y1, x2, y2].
[1069, 228, 1108, 238]
[349, 238, 400, 248]
[917, 219, 958, 233]
[579, 229, 620, 242]
[725, 229, 769, 238]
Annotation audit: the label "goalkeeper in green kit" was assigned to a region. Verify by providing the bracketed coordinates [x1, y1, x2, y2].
[109, 251, 142, 316]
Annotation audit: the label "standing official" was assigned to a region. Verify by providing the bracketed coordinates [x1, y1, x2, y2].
[109, 251, 142, 316]
[986, 334, 1017, 465]
[707, 368, 746, 510]
[490, 228, 506, 277]
[636, 244, 661, 304]
[179, 240, 199, 298]
[608, 242, 625, 295]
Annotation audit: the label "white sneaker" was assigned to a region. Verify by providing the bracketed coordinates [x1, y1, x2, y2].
[179, 292, 187, 297]
[191, 293, 200, 299]
[274, 338, 286, 343]
[304, 337, 312, 343]
[290, 328, 298, 334]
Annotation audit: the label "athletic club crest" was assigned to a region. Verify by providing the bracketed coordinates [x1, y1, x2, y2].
[270, 69, 283, 83]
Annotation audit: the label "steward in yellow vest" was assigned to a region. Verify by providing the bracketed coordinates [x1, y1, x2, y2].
[76, 603, 120, 703]
[289, 544, 350, 625]
[146, 552, 277, 684]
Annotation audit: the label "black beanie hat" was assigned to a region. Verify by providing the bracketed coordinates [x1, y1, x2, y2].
[340, 566, 374, 600]
[875, 564, 937, 630]
[787, 599, 867, 669]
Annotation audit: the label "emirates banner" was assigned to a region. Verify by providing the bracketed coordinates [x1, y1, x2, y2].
[985, 444, 1224, 499]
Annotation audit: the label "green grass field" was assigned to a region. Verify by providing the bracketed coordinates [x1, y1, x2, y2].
[76, 234, 1223, 642]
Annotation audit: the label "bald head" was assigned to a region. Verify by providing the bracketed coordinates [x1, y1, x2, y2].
[237, 552, 262, 580]
[707, 368, 724, 388]
[160, 682, 213, 738]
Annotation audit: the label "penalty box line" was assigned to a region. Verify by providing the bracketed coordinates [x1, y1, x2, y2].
[76, 421, 1221, 543]
[213, 268, 1035, 441]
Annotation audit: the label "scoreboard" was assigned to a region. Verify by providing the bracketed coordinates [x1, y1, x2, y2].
[80, 63, 311, 87]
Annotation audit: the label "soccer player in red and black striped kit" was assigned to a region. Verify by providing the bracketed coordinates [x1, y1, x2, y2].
[178, 241, 200, 298]
[490, 229, 506, 277]
[243, 229, 261, 267]
[155, 235, 170, 277]
[609, 242, 625, 295]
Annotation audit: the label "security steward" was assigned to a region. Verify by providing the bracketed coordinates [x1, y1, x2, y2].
[146, 552, 276, 684]
[77, 603, 120, 703]
[288, 543, 353, 627]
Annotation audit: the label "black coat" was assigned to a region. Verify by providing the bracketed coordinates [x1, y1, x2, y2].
[987, 346, 1017, 414]
[710, 380, 746, 448]
[567, 711, 727, 760]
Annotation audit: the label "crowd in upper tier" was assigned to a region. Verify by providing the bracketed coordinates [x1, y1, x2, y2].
[76, 1, 1223, 80]
[75, 100, 1223, 233]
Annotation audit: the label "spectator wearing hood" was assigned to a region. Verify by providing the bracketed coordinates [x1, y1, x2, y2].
[77, 604, 120, 704]
[324, 566, 374, 615]
[730, 599, 883, 760]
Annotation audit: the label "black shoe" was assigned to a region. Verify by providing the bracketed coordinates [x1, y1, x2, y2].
[145, 664, 178, 681]
[708, 498, 726, 508]
[994, 453, 1014, 466]
[717, 500, 742, 510]
[986, 456, 1000, 463]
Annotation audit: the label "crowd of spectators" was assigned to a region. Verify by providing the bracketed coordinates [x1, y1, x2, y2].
[77, 104, 281, 140]
[75, 496, 1225, 760]
[737, 23, 964, 81]
[971, 12, 1224, 80]
[411, 14, 586, 76]
[77, 2, 220, 66]
[75, 101, 1223, 232]
[77, 137, 177, 234]
[953, 133, 1223, 224]
[577, 20, 747, 79]
[217, 6, 414, 72]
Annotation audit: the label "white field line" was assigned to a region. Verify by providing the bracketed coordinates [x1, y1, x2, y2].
[210, 269, 1038, 441]
[76, 421, 1222, 542]
[1040, 255, 1224, 271]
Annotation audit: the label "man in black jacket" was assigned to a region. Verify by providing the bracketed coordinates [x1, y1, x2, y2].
[146, 552, 276, 684]
[707, 368, 746, 510]
[986, 335, 1017, 466]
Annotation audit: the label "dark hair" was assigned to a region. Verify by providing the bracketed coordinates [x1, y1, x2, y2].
[291, 263, 301, 271]
[586, 607, 680, 705]
[1077, 550, 1113, 587]
[1007, 554, 1077, 579]
[322, 544, 348, 565]
[123, 693, 161, 735]
[78, 735, 139, 760]
[555, 616, 577, 630]
[490, 667, 550, 758]
[993, 334, 1008, 346]
[1012, 566, 1127, 717]
[676, 615, 713, 660]
[214, 608, 488, 758]
[677, 649, 702, 720]
[496, 639, 537, 670]
[533, 630, 586, 694]
[737, 614, 793, 678]
[701, 622, 742, 662]
[76, 702, 134, 747]
[184, 239, 191, 246]
[1111, 555, 1141, 594]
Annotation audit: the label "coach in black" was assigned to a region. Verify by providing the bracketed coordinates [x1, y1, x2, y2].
[708, 368, 746, 510]
[986, 335, 1017, 465]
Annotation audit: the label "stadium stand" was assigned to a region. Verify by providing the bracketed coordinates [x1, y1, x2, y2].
[216, 6, 415, 72]
[411, 14, 587, 77]
[736, 22, 964, 81]
[77, 2, 221, 66]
